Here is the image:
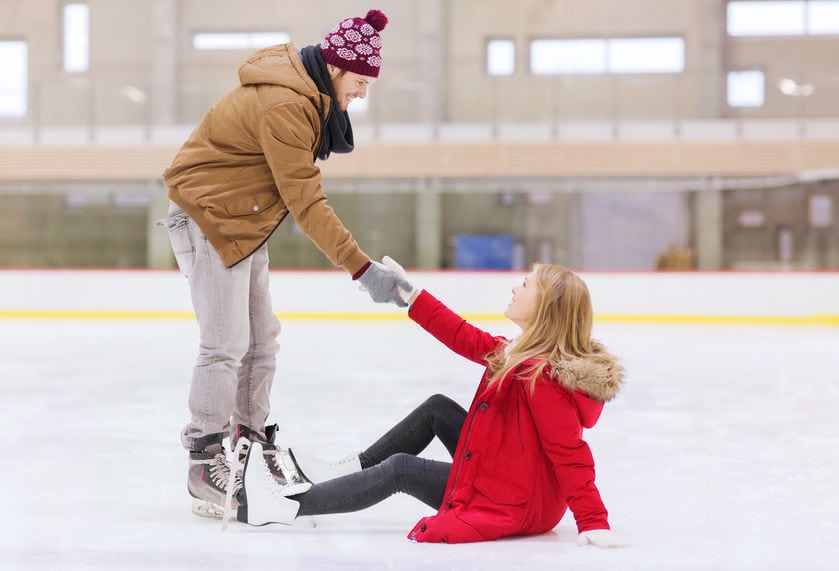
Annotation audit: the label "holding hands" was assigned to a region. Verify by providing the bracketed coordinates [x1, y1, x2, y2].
[358, 256, 416, 307]
[381, 256, 419, 305]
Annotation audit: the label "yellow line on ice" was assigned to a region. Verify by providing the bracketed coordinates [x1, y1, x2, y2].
[0, 310, 837, 326]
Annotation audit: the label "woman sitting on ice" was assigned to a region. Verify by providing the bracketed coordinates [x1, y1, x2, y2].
[229, 259, 629, 547]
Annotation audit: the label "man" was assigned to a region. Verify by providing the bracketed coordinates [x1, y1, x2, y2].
[158, 9, 406, 518]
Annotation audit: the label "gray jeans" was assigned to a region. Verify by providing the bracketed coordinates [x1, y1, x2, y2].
[294, 394, 467, 515]
[160, 203, 281, 450]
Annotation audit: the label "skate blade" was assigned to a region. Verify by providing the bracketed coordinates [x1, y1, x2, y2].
[192, 498, 225, 519]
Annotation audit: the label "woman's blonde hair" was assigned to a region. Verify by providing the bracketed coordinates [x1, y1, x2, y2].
[485, 264, 594, 392]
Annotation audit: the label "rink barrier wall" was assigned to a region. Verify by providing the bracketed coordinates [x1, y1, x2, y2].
[1, 269, 838, 326]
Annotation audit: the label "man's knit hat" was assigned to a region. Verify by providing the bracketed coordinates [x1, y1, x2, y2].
[320, 9, 388, 78]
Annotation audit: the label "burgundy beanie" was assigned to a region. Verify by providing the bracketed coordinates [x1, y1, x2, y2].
[320, 9, 388, 78]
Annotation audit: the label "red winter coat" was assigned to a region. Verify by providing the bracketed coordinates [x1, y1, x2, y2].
[406, 291, 623, 544]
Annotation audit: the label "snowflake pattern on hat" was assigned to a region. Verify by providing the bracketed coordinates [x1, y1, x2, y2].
[320, 9, 388, 78]
[336, 48, 357, 61]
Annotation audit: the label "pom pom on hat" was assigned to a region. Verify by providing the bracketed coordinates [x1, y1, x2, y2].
[320, 9, 389, 78]
[364, 9, 388, 32]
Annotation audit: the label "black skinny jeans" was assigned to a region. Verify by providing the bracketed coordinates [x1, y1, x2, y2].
[292, 394, 467, 516]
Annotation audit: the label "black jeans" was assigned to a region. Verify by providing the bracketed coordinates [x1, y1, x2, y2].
[293, 394, 467, 515]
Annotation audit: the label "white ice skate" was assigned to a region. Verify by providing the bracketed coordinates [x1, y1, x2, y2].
[288, 447, 361, 484]
[237, 441, 301, 526]
[266, 447, 313, 495]
[221, 437, 249, 530]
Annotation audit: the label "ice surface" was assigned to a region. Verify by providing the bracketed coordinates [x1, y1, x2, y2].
[2, 315, 838, 570]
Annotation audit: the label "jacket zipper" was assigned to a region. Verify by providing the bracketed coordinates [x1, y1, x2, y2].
[445, 402, 481, 507]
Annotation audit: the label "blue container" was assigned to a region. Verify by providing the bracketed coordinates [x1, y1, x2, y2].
[454, 234, 515, 269]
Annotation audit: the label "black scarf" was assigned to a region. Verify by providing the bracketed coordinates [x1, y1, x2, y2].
[299, 45, 354, 161]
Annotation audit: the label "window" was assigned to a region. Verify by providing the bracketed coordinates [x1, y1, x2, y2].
[728, 2, 805, 36]
[608, 37, 685, 74]
[727, 70, 765, 107]
[63, 3, 90, 72]
[728, 1, 839, 36]
[0, 41, 27, 117]
[487, 39, 516, 76]
[809, 1, 839, 34]
[192, 32, 290, 50]
[530, 37, 684, 75]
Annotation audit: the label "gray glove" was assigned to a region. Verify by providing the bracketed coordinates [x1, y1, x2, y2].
[357, 260, 412, 307]
[382, 256, 420, 305]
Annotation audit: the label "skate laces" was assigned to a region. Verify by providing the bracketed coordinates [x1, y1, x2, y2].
[253, 442, 292, 500]
[204, 453, 232, 492]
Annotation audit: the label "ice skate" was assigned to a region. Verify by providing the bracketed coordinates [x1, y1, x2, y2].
[233, 424, 312, 495]
[221, 437, 250, 529]
[237, 441, 301, 526]
[188, 433, 239, 519]
[287, 446, 361, 484]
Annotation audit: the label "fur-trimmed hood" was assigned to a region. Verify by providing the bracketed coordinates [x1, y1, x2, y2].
[550, 340, 624, 404]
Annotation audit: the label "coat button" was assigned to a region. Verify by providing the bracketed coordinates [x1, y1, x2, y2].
[464, 451, 472, 459]
[445, 501, 453, 509]
[252, 205, 259, 212]
[420, 523, 427, 531]
[479, 402, 488, 411]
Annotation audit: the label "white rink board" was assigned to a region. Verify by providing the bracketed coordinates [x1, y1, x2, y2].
[1, 269, 838, 320]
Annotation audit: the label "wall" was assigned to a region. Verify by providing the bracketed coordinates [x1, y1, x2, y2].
[3, 178, 838, 271]
[2, 0, 838, 126]
[2, 269, 837, 326]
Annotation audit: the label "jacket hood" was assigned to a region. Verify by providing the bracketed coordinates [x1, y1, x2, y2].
[237, 43, 321, 106]
[550, 340, 624, 427]
[552, 340, 624, 402]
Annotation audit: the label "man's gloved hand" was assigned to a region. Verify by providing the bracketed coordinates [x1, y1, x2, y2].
[381, 256, 420, 305]
[577, 529, 632, 548]
[357, 259, 412, 307]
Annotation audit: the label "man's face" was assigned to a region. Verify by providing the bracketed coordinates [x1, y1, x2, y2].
[328, 66, 376, 112]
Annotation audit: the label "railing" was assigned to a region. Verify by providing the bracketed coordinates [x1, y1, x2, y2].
[2, 73, 838, 145]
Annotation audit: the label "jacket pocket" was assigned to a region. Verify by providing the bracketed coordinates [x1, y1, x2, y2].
[222, 190, 280, 216]
[472, 473, 530, 506]
[156, 205, 194, 278]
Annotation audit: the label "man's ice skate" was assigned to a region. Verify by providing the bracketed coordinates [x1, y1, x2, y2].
[188, 433, 240, 519]
[233, 424, 312, 495]
[237, 441, 301, 526]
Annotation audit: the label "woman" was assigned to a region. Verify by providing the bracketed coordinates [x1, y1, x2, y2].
[230, 259, 629, 547]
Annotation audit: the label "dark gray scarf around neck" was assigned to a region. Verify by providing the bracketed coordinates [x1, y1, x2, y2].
[299, 45, 354, 161]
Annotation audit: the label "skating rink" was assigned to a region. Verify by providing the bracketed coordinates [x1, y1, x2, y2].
[2, 270, 838, 571]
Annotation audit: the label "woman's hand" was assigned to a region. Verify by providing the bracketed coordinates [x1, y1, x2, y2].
[577, 529, 632, 548]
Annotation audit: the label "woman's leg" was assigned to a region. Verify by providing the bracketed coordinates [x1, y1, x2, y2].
[294, 453, 451, 515]
[359, 394, 467, 468]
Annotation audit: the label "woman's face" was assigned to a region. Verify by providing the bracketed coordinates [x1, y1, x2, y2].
[504, 269, 540, 329]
